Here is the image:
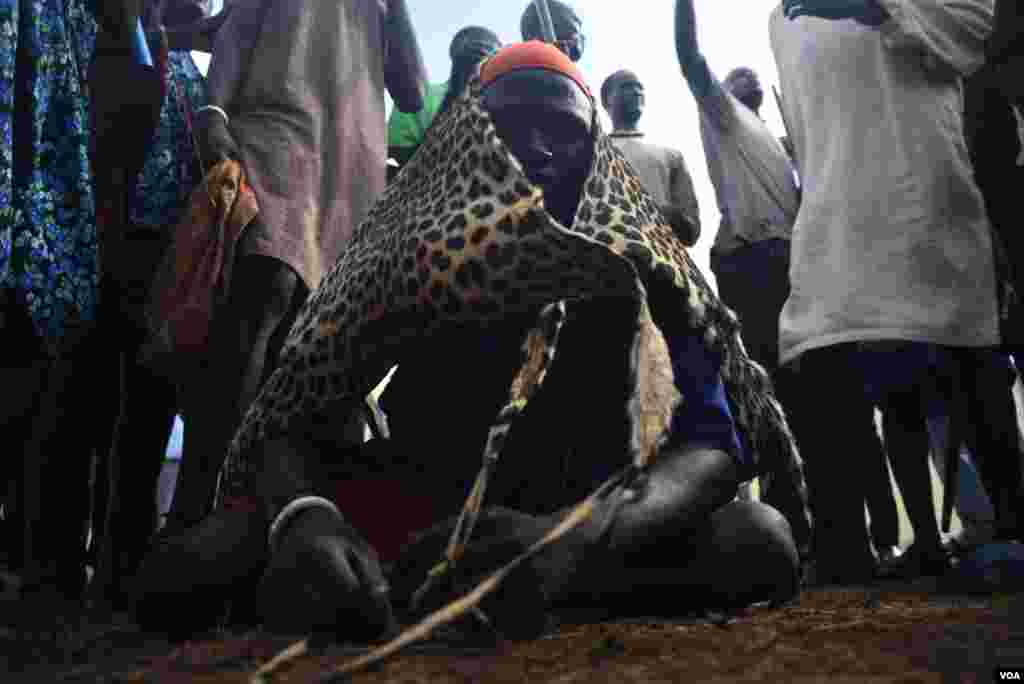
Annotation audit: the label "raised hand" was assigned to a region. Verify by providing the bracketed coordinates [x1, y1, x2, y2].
[783, 0, 889, 25]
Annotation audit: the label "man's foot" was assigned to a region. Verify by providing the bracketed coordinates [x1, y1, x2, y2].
[943, 523, 997, 558]
[259, 507, 396, 641]
[875, 543, 951, 581]
[389, 508, 562, 641]
[876, 546, 904, 566]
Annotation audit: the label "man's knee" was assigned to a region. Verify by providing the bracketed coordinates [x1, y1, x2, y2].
[703, 500, 801, 604]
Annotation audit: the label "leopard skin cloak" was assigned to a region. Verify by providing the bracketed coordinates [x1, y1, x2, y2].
[222, 74, 809, 519]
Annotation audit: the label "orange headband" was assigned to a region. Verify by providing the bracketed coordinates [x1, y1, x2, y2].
[480, 40, 593, 99]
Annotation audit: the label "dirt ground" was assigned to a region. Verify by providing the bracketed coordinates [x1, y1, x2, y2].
[2, 580, 1020, 684]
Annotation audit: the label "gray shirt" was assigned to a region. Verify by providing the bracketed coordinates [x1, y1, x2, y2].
[609, 132, 701, 241]
[692, 69, 799, 255]
[769, 0, 999, 364]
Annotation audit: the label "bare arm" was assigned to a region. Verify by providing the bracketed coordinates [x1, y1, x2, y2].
[675, 0, 735, 133]
[383, 0, 428, 114]
[674, 0, 713, 97]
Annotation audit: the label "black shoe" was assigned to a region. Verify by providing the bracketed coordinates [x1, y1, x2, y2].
[876, 546, 904, 566]
[875, 544, 951, 581]
[942, 524, 996, 558]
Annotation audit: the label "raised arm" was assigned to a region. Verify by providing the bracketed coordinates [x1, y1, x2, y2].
[675, 0, 716, 98]
[383, 0, 428, 114]
[674, 0, 736, 132]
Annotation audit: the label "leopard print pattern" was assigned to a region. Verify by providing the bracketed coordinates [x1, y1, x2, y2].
[222, 74, 810, 534]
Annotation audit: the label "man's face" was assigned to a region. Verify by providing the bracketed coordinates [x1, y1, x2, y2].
[553, 16, 585, 62]
[726, 69, 764, 112]
[523, 3, 586, 62]
[482, 71, 593, 197]
[610, 77, 645, 123]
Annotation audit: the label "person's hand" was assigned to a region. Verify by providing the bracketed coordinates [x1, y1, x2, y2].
[195, 107, 239, 173]
[660, 204, 700, 247]
[783, 0, 889, 25]
[260, 507, 397, 640]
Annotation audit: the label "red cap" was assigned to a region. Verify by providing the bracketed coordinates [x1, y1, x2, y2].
[480, 40, 592, 99]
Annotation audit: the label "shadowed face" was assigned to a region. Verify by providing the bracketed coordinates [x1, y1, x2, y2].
[482, 70, 594, 222]
[604, 74, 645, 128]
[521, 2, 586, 62]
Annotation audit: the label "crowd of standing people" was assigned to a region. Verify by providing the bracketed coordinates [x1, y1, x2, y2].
[0, 0, 1022, 655]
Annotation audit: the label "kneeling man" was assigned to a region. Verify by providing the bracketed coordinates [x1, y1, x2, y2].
[135, 42, 806, 641]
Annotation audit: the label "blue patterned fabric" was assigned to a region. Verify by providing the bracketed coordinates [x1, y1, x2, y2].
[128, 50, 205, 229]
[0, 0, 97, 351]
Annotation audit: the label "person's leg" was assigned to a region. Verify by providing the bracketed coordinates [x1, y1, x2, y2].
[879, 392, 941, 546]
[863, 410, 900, 552]
[763, 364, 813, 558]
[31, 337, 101, 598]
[709, 241, 786, 375]
[712, 240, 811, 553]
[98, 356, 178, 599]
[556, 500, 799, 617]
[928, 412, 997, 550]
[962, 351, 1024, 542]
[784, 345, 877, 584]
[875, 361, 948, 578]
[252, 432, 397, 639]
[671, 500, 800, 611]
[169, 251, 306, 528]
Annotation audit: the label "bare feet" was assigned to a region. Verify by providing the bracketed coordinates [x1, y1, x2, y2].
[259, 507, 396, 641]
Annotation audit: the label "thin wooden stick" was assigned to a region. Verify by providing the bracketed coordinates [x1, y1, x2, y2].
[250, 638, 308, 684]
[295, 470, 632, 682]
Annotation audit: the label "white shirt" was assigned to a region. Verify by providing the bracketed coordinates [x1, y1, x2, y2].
[769, 0, 1000, 365]
[695, 73, 800, 254]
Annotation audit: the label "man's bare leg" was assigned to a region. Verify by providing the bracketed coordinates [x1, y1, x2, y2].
[169, 250, 305, 529]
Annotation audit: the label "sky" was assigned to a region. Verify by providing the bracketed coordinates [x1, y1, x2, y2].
[194, 1, 790, 292]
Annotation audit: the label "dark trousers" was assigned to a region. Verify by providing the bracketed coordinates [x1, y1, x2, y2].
[712, 240, 901, 553]
[959, 352, 1024, 538]
[711, 239, 815, 550]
